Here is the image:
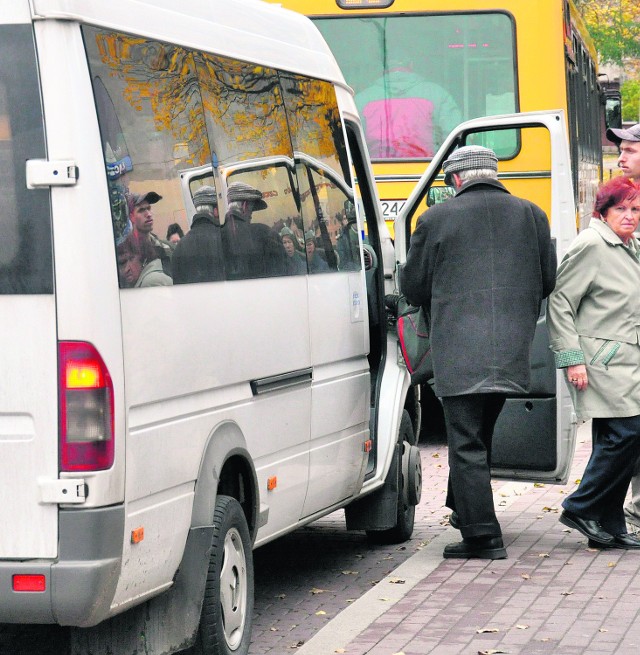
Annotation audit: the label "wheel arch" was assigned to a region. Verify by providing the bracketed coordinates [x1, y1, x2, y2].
[191, 420, 260, 541]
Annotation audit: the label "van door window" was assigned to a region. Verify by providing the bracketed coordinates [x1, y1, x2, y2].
[195, 54, 299, 279]
[0, 25, 52, 294]
[83, 27, 215, 287]
[279, 73, 357, 273]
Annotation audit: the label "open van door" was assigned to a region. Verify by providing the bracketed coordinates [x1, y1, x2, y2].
[395, 110, 578, 484]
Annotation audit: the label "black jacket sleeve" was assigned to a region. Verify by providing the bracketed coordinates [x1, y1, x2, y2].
[399, 212, 435, 308]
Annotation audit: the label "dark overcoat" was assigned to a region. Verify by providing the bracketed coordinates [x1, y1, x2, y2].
[400, 178, 556, 397]
[172, 213, 225, 284]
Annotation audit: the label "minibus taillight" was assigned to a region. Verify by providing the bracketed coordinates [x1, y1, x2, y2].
[58, 341, 114, 471]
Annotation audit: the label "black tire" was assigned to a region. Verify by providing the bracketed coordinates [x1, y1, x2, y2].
[194, 495, 254, 655]
[367, 410, 416, 544]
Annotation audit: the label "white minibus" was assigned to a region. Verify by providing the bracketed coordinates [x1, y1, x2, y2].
[0, 0, 577, 653]
[0, 1, 422, 653]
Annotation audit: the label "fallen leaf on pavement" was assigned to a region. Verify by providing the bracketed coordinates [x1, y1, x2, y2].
[561, 591, 573, 596]
[538, 553, 550, 558]
[608, 562, 616, 568]
[515, 624, 529, 630]
[341, 570, 358, 575]
[388, 578, 406, 584]
[310, 588, 327, 595]
[521, 573, 531, 580]
[478, 650, 507, 654]
[534, 482, 545, 488]
[290, 641, 305, 648]
[476, 627, 500, 633]
[315, 610, 326, 616]
[599, 628, 608, 633]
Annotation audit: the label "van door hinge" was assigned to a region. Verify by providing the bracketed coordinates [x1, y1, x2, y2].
[26, 159, 79, 188]
[39, 478, 88, 504]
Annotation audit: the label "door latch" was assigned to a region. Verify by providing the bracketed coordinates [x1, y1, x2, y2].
[26, 159, 79, 188]
[39, 478, 87, 504]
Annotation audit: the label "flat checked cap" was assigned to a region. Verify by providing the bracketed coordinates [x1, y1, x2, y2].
[442, 145, 498, 186]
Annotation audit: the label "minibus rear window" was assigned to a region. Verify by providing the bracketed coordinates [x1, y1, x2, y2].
[0, 25, 53, 295]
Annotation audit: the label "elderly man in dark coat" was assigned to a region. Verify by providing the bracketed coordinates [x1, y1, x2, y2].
[172, 186, 225, 284]
[400, 145, 557, 559]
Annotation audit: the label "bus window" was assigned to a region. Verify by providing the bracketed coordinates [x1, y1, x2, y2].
[314, 12, 517, 160]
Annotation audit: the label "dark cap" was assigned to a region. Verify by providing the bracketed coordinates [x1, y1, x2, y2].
[227, 181, 267, 210]
[192, 185, 218, 207]
[442, 145, 498, 186]
[127, 191, 162, 214]
[606, 124, 640, 146]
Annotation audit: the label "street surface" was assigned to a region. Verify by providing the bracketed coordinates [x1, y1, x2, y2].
[7, 423, 639, 655]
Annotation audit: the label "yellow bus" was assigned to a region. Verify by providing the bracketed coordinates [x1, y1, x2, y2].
[267, 0, 610, 232]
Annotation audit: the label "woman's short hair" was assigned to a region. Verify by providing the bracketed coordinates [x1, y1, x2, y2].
[593, 177, 640, 218]
[117, 232, 157, 264]
[166, 223, 184, 240]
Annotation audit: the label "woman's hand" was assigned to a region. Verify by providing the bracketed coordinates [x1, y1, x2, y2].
[567, 364, 588, 391]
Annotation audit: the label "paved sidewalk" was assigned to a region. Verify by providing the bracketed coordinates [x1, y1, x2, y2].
[295, 422, 640, 655]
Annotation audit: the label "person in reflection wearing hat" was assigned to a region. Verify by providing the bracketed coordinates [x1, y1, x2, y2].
[607, 123, 640, 532]
[607, 123, 640, 184]
[304, 230, 329, 274]
[127, 190, 173, 277]
[172, 185, 225, 284]
[400, 145, 556, 560]
[222, 181, 285, 279]
[280, 227, 306, 276]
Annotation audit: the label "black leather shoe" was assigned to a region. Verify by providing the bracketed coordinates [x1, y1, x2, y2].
[588, 533, 640, 550]
[443, 536, 507, 560]
[559, 510, 615, 545]
[449, 511, 459, 529]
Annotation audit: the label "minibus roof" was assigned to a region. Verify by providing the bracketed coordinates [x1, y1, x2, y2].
[30, 0, 347, 86]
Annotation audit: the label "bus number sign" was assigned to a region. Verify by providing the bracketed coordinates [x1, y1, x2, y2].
[381, 199, 405, 220]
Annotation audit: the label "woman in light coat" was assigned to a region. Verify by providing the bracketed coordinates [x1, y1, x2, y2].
[547, 176, 640, 549]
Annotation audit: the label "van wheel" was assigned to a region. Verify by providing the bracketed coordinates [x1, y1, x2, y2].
[367, 410, 420, 544]
[194, 495, 254, 655]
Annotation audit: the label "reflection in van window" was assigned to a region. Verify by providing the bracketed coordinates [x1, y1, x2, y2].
[84, 28, 212, 287]
[84, 27, 361, 284]
[0, 26, 53, 295]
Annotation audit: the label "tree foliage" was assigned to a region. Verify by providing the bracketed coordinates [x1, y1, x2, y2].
[576, 0, 640, 65]
[621, 79, 640, 121]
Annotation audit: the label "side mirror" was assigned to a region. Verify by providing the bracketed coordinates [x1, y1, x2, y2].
[426, 186, 456, 207]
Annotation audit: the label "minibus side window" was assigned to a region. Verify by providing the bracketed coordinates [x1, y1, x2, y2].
[195, 53, 298, 279]
[280, 73, 357, 273]
[0, 25, 53, 295]
[83, 28, 216, 288]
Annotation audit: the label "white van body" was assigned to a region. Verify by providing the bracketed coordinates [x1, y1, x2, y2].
[0, 0, 575, 653]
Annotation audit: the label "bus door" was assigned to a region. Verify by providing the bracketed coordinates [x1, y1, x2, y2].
[396, 110, 578, 484]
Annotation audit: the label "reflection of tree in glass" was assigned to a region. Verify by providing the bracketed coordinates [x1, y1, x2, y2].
[281, 74, 350, 179]
[196, 55, 289, 161]
[94, 33, 209, 167]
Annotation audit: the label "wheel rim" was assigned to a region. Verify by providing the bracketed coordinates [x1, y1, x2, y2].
[220, 527, 248, 650]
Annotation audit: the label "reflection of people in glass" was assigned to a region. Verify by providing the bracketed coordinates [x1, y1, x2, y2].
[356, 54, 461, 158]
[172, 186, 225, 284]
[166, 223, 184, 246]
[223, 182, 285, 279]
[305, 230, 329, 274]
[117, 233, 172, 288]
[336, 201, 361, 271]
[280, 227, 306, 275]
[127, 191, 173, 275]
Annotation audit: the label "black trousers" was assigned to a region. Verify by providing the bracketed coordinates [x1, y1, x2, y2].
[443, 393, 506, 539]
[562, 415, 640, 535]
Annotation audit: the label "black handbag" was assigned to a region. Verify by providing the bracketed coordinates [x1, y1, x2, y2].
[390, 294, 434, 385]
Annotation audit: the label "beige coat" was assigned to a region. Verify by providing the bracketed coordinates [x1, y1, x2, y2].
[547, 218, 640, 420]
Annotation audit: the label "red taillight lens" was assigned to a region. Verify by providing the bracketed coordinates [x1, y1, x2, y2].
[13, 575, 46, 592]
[59, 342, 114, 471]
